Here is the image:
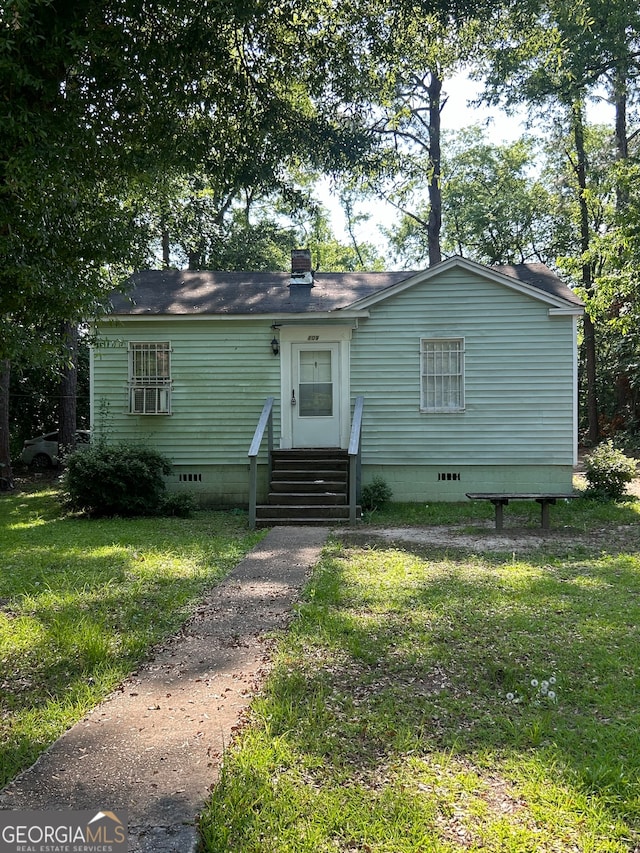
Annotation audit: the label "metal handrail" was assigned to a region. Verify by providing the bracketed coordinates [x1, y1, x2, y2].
[248, 397, 274, 529]
[348, 396, 364, 524]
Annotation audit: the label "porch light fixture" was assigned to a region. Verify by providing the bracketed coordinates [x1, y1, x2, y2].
[271, 336, 280, 356]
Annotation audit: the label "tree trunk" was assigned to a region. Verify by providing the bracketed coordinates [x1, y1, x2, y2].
[572, 99, 599, 444]
[162, 223, 171, 268]
[581, 313, 599, 442]
[343, 195, 366, 268]
[58, 323, 78, 461]
[188, 249, 202, 270]
[0, 359, 13, 488]
[427, 69, 442, 266]
[613, 65, 633, 423]
[614, 85, 628, 160]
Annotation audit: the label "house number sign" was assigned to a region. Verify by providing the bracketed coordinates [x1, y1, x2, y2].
[307, 335, 320, 341]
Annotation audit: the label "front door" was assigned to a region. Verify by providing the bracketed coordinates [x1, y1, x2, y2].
[291, 343, 341, 447]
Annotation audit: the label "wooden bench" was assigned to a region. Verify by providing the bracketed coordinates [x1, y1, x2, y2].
[465, 493, 578, 530]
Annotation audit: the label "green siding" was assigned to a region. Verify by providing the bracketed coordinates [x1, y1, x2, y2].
[169, 463, 268, 507]
[92, 320, 280, 476]
[362, 464, 574, 502]
[92, 266, 578, 504]
[351, 268, 576, 478]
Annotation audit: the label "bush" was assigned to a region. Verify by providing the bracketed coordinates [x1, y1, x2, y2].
[612, 429, 640, 458]
[159, 491, 196, 517]
[62, 442, 174, 517]
[584, 440, 637, 501]
[361, 476, 393, 512]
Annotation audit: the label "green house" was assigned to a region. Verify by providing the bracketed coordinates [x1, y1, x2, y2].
[91, 253, 584, 521]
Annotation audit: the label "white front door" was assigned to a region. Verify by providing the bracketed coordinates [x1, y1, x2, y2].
[291, 343, 341, 447]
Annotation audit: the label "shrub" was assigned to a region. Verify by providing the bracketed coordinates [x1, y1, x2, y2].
[361, 476, 393, 512]
[159, 491, 196, 517]
[584, 440, 637, 501]
[612, 430, 640, 458]
[62, 442, 174, 517]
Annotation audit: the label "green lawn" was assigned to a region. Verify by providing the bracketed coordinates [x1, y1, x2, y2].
[2, 486, 639, 851]
[0, 487, 264, 787]
[200, 499, 640, 852]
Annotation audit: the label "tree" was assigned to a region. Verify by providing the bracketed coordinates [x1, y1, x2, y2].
[478, 0, 640, 442]
[1, 0, 165, 477]
[387, 128, 558, 266]
[370, 66, 448, 266]
[334, 12, 482, 266]
[587, 2, 640, 431]
[0, 362, 10, 488]
[58, 324, 79, 457]
[296, 0, 516, 267]
[1, 0, 575, 480]
[9, 337, 90, 460]
[0, 0, 374, 477]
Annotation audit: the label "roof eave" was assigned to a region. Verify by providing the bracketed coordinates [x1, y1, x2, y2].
[99, 309, 371, 322]
[348, 256, 583, 312]
[548, 307, 584, 317]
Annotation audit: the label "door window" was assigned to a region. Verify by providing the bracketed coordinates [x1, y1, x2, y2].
[298, 350, 333, 417]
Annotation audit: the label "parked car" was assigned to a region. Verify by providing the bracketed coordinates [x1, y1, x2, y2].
[20, 430, 91, 469]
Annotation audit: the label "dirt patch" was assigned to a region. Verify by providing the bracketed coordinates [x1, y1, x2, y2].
[348, 464, 640, 554]
[349, 514, 640, 553]
[348, 478, 640, 553]
[2, 467, 61, 493]
[357, 523, 576, 552]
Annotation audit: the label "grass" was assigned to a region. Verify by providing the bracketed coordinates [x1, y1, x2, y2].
[0, 486, 264, 787]
[199, 496, 640, 852]
[3, 483, 639, 850]
[360, 478, 639, 529]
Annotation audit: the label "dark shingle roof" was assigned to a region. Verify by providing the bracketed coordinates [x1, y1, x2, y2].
[108, 262, 582, 316]
[493, 263, 584, 307]
[109, 270, 413, 315]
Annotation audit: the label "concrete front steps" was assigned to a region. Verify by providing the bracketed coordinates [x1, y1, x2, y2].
[255, 448, 360, 526]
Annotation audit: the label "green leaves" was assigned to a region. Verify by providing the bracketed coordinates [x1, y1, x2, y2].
[584, 440, 637, 500]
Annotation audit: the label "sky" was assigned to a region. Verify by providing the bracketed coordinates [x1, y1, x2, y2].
[319, 72, 616, 266]
[318, 72, 528, 264]
[440, 73, 526, 140]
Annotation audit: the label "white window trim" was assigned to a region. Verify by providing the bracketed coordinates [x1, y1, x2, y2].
[420, 337, 465, 413]
[128, 341, 172, 415]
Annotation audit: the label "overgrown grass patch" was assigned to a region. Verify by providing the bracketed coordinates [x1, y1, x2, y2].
[0, 487, 263, 787]
[363, 493, 640, 530]
[200, 525, 640, 851]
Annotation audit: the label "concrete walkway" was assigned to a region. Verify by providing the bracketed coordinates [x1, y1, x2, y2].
[0, 526, 329, 852]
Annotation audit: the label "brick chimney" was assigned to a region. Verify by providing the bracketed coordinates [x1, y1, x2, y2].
[290, 248, 313, 285]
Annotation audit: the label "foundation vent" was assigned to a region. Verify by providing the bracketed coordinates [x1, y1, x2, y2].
[438, 472, 461, 481]
[179, 473, 203, 482]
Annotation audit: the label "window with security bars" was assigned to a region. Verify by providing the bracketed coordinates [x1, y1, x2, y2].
[128, 342, 172, 414]
[421, 338, 465, 412]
